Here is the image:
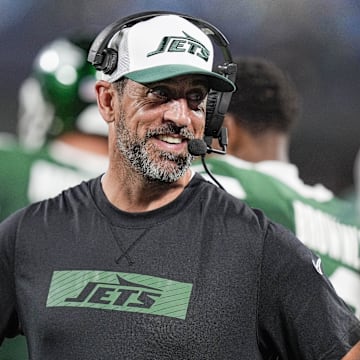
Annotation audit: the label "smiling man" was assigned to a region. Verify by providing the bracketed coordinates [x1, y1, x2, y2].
[0, 12, 359, 360]
[97, 75, 209, 210]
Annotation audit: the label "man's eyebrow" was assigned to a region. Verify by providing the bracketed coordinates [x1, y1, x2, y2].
[148, 77, 209, 88]
[192, 79, 209, 88]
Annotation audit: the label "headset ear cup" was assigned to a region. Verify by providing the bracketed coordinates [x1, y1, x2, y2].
[97, 48, 118, 74]
[205, 90, 219, 134]
[205, 90, 223, 145]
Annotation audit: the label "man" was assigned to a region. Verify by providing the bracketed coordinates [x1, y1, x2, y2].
[0, 35, 108, 360]
[192, 56, 360, 318]
[0, 12, 359, 359]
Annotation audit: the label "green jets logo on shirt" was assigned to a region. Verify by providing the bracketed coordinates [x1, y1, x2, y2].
[47, 270, 193, 320]
[147, 31, 210, 62]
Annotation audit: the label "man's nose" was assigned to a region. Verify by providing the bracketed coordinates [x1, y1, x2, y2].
[163, 98, 191, 127]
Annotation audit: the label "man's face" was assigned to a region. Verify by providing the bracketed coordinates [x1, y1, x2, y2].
[114, 75, 208, 183]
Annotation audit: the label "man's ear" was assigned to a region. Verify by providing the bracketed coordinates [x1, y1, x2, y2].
[95, 80, 116, 124]
[223, 113, 247, 155]
[223, 113, 237, 134]
[224, 113, 246, 134]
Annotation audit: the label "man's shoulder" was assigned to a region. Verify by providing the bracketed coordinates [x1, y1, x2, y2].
[192, 172, 271, 228]
[4, 177, 98, 222]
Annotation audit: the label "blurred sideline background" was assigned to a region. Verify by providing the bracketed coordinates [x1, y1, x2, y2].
[0, 0, 359, 197]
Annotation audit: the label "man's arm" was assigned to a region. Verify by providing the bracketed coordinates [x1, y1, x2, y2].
[342, 341, 360, 360]
[0, 213, 21, 341]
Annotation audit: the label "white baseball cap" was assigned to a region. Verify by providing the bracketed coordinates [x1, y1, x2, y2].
[101, 14, 235, 92]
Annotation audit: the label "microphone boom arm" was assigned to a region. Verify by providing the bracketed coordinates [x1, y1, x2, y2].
[187, 138, 226, 191]
[200, 155, 225, 190]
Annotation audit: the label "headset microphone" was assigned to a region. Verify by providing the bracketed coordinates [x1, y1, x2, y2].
[188, 125, 228, 156]
[188, 139, 207, 156]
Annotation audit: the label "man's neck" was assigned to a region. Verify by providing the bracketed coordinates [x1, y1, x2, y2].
[101, 168, 193, 213]
[230, 131, 289, 163]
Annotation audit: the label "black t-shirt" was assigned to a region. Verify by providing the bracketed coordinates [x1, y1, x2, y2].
[1, 174, 359, 359]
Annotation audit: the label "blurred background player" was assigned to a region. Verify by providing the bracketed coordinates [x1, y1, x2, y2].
[0, 35, 108, 221]
[0, 35, 108, 359]
[341, 147, 360, 226]
[355, 149, 360, 220]
[192, 56, 360, 318]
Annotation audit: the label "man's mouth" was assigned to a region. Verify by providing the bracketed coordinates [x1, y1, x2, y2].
[157, 135, 183, 144]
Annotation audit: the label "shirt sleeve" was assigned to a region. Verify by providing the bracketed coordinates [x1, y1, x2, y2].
[0, 212, 22, 343]
[257, 221, 360, 360]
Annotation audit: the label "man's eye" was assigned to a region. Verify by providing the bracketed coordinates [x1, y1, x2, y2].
[187, 92, 206, 102]
[187, 91, 207, 110]
[147, 87, 169, 100]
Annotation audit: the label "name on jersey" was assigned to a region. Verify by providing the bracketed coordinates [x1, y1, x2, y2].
[294, 200, 360, 271]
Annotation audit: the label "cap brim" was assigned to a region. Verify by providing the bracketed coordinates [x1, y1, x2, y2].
[124, 65, 235, 92]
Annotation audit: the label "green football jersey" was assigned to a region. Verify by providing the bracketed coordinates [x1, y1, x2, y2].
[192, 155, 360, 318]
[0, 139, 108, 221]
[0, 138, 107, 359]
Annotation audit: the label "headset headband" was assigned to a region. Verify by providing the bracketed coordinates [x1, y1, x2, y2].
[88, 11, 233, 68]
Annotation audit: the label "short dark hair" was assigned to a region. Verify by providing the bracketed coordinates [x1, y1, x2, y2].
[228, 57, 301, 135]
[113, 78, 129, 96]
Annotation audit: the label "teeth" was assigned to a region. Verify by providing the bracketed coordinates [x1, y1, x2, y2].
[158, 135, 182, 144]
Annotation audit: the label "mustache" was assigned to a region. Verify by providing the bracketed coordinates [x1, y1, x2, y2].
[145, 124, 195, 140]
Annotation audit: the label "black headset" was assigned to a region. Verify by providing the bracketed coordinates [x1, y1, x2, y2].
[87, 11, 237, 149]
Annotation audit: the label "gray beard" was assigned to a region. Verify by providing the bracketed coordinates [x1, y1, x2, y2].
[115, 115, 194, 183]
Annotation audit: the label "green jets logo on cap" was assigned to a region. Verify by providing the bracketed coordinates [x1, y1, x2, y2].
[47, 270, 193, 320]
[147, 31, 210, 62]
